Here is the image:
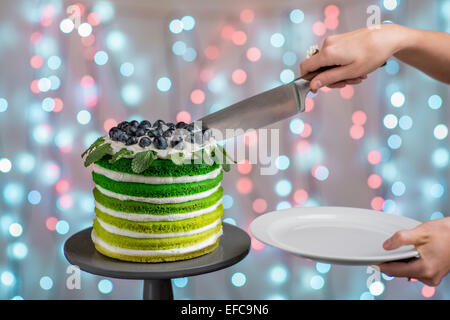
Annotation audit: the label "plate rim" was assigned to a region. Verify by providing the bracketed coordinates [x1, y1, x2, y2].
[249, 206, 421, 265]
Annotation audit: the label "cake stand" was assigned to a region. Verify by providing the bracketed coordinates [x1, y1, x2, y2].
[64, 223, 251, 300]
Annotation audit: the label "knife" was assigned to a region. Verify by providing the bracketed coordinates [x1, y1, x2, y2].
[198, 64, 384, 140]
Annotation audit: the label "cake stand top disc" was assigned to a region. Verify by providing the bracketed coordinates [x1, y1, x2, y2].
[64, 223, 250, 280]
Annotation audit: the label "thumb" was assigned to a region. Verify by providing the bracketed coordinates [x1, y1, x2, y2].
[383, 228, 422, 250]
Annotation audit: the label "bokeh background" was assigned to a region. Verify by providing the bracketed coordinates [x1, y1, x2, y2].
[0, 0, 449, 300]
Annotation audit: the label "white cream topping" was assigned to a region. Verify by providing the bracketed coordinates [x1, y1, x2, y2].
[95, 184, 221, 204]
[96, 217, 221, 238]
[95, 199, 222, 222]
[91, 228, 222, 256]
[93, 164, 222, 185]
[105, 136, 217, 160]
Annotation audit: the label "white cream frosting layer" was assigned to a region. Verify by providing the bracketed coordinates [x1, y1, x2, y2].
[91, 228, 222, 256]
[96, 217, 222, 238]
[95, 184, 221, 204]
[93, 164, 221, 185]
[95, 199, 222, 222]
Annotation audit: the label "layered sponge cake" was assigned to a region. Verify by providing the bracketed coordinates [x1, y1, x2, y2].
[81, 119, 231, 262]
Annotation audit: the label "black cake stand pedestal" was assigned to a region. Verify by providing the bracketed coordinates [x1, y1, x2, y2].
[64, 223, 251, 300]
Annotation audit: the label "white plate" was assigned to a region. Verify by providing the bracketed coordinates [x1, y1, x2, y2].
[249, 206, 421, 265]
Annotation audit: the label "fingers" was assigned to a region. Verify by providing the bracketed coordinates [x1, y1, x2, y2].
[300, 52, 331, 76]
[383, 227, 426, 250]
[379, 259, 423, 279]
[309, 65, 360, 91]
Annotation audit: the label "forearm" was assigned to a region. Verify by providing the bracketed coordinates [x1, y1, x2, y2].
[393, 25, 450, 83]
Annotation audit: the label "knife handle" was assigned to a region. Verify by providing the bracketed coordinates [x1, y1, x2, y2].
[298, 61, 387, 82]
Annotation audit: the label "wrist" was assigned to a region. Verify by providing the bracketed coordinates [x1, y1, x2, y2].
[387, 24, 420, 55]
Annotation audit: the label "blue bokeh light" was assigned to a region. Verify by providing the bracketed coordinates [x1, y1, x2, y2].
[3, 183, 25, 206]
[428, 95, 443, 110]
[276, 201, 292, 210]
[433, 124, 448, 140]
[391, 181, 406, 196]
[173, 277, 188, 288]
[289, 9, 305, 24]
[390, 91, 405, 108]
[280, 69, 295, 84]
[121, 84, 143, 106]
[269, 265, 288, 284]
[310, 275, 325, 290]
[270, 33, 285, 48]
[289, 118, 304, 134]
[398, 115, 413, 130]
[169, 19, 184, 34]
[385, 60, 399, 75]
[27, 190, 42, 205]
[47, 55, 62, 70]
[94, 51, 109, 65]
[387, 134, 402, 149]
[156, 77, 172, 92]
[120, 62, 135, 77]
[282, 51, 297, 66]
[231, 272, 246, 287]
[172, 41, 187, 56]
[222, 194, 234, 209]
[181, 16, 196, 31]
[98, 279, 113, 294]
[275, 180, 292, 197]
[40, 276, 53, 290]
[316, 263, 331, 274]
[0, 98, 7, 112]
[106, 30, 126, 51]
[275, 155, 290, 170]
[432, 148, 449, 168]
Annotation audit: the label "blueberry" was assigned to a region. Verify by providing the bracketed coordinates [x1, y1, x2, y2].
[139, 137, 152, 147]
[117, 121, 129, 130]
[153, 136, 168, 149]
[148, 127, 162, 137]
[126, 125, 137, 136]
[125, 136, 138, 145]
[140, 120, 151, 128]
[186, 123, 195, 132]
[153, 119, 165, 128]
[109, 127, 120, 140]
[166, 122, 175, 129]
[190, 131, 203, 144]
[170, 137, 183, 148]
[130, 120, 139, 127]
[118, 132, 129, 143]
[163, 129, 173, 137]
[135, 128, 146, 137]
[175, 121, 187, 129]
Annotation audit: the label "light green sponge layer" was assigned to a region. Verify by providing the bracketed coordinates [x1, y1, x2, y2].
[93, 187, 223, 214]
[92, 170, 223, 198]
[95, 155, 220, 177]
[93, 239, 220, 263]
[94, 205, 224, 233]
[93, 218, 222, 250]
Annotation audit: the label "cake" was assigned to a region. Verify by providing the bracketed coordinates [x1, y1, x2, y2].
[81, 119, 232, 262]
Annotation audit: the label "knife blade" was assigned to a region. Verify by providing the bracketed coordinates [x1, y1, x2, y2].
[197, 63, 384, 140]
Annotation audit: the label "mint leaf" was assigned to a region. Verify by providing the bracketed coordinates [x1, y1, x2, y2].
[131, 150, 157, 173]
[81, 137, 105, 159]
[84, 143, 112, 167]
[202, 149, 214, 165]
[216, 144, 236, 164]
[109, 148, 133, 164]
[222, 162, 231, 172]
[170, 152, 185, 165]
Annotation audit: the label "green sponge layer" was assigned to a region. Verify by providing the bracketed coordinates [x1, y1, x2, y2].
[94, 204, 224, 233]
[93, 218, 222, 250]
[93, 238, 220, 263]
[93, 187, 223, 215]
[95, 155, 220, 177]
[92, 170, 223, 198]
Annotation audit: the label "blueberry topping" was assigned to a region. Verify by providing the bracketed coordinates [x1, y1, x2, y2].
[153, 136, 168, 149]
[153, 119, 165, 128]
[163, 129, 173, 137]
[135, 128, 146, 137]
[109, 127, 120, 140]
[139, 137, 152, 147]
[175, 121, 187, 129]
[166, 122, 175, 129]
[170, 137, 183, 148]
[125, 136, 138, 145]
[186, 123, 195, 132]
[130, 120, 139, 127]
[190, 131, 203, 144]
[126, 125, 137, 136]
[118, 131, 129, 143]
[117, 121, 129, 130]
[140, 120, 151, 127]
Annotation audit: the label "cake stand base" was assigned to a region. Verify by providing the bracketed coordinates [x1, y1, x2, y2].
[64, 223, 250, 300]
